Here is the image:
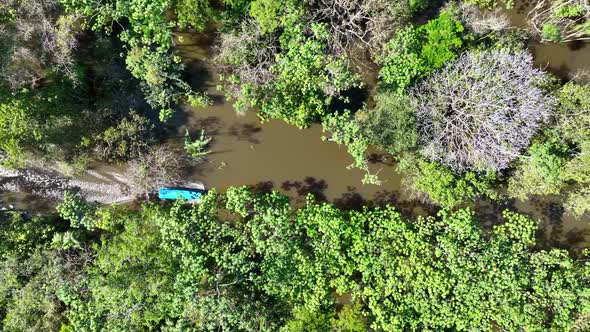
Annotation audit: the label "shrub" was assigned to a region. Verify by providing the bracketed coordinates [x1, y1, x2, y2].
[530, 0, 590, 43]
[357, 92, 417, 154]
[542, 23, 563, 42]
[564, 186, 590, 218]
[507, 140, 569, 200]
[399, 153, 498, 207]
[128, 145, 190, 193]
[412, 50, 555, 172]
[89, 111, 153, 162]
[184, 129, 211, 160]
[555, 4, 586, 18]
[463, 0, 514, 9]
[322, 111, 380, 185]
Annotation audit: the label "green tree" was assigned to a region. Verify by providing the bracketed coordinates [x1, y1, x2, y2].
[0, 211, 65, 260]
[556, 82, 590, 145]
[249, 0, 297, 34]
[261, 23, 360, 127]
[416, 12, 464, 75]
[377, 26, 423, 95]
[0, 81, 77, 168]
[508, 139, 570, 200]
[348, 207, 588, 330]
[378, 12, 465, 95]
[63, 206, 179, 331]
[86, 111, 154, 162]
[398, 153, 498, 207]
[216, 14, 360, 127]
[2, 188, 589, 331]
[0, 250, 73, 331]
[60, 0, 211, 121]
[357, 92, 417, 155]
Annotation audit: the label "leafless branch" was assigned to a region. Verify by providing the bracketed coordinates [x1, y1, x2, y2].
[528, 0, 590, 43]
[412, 50, 556, 172]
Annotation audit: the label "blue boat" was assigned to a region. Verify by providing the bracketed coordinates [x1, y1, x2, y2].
[158, 187, 207, 202]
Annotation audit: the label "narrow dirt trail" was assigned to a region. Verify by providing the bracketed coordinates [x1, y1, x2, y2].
[0, 166, 134, 204]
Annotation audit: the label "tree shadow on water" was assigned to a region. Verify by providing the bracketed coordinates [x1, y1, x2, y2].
[506, 196, 590, 253]
[182, 60, 214, 93]
[227, 123, 262, 144]
[281, 177, 328, 202]
[370, 190, 432, 219]
[367, 153, 395, 166]
[250, 181, 275, 195]
[333, 187, 368, 210]
[567, 40, 587, 52]
[188, 116, 223, 136]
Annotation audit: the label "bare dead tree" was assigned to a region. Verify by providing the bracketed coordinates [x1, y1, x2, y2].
[412, 50, 556, 173]
[528, 0, 590, 42]
[0, 0, 80, 88]
[213, 20, 277, 108]
[459, 2, 512, 34]
[127, 145, 191, 194]
[306, 0, 411, 57]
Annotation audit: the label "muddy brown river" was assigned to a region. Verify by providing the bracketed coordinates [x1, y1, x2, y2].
[1, 6, 589, 249]
[169, 19, 590, 249]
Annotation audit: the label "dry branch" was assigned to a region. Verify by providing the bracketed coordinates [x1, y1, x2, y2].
[412, 50, 555, 172]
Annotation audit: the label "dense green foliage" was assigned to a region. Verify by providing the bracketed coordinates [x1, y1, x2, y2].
[507, 82, 590, 217]
[1, 2, 590, 330]
[378, 12, 464, 95]
[357, 92, 417, 155]
[60, 0, 211, 121]
[1, 189, 588, 331]
[398, 154, 498, 207]
[261, 23, 360, 127]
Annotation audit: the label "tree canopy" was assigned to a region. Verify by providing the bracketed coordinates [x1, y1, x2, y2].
[1, 189, 588, 331]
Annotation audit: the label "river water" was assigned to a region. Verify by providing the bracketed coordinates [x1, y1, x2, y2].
[1, 9, 589, 248]
[507, 0, 590, 82]
[169, 20, 590, 249]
